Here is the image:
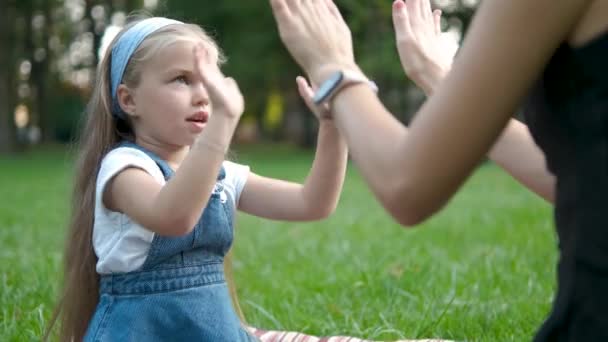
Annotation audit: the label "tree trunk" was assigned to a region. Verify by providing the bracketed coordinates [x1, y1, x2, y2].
[0, 1, 17, 154]
[85, 0, 112, 86]
[24, 0, 38, 137]
[0, 58, 14, 154]
[124, 0, 137, 13]
[37, 0, 55, 142]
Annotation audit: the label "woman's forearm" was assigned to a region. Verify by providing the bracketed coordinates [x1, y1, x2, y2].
[328, 84, 555, 227]
[423, 76, 555, 202]
[419, 68, 555, 202]
[413, 61, 555, 203]
[329, 85, 412, 218]
[489, 119, 555, 202]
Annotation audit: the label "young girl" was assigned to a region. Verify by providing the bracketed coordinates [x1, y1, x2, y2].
[47, 17, 347, 341]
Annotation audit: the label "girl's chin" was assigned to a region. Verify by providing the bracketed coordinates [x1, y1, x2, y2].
[188, 121, 206, 133]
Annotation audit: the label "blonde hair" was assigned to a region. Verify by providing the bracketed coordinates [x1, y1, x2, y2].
[45, 17, 245, 341]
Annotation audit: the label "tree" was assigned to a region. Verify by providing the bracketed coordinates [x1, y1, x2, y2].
[159, 0, 478, 146]
[35, 0, 56, 142]
[0, 0, 19, 153]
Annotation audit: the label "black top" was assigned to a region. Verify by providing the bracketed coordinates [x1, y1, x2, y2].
[523, 31, 608, 341]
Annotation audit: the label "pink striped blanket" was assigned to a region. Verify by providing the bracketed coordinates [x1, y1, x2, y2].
[246, 327, 453, 342]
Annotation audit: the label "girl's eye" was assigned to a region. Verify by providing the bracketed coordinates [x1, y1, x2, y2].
[174, 75, 189, 84]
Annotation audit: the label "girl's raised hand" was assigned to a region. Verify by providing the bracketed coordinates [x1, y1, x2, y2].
[194, 45, 244, 119]
[296, 76, 331, 121]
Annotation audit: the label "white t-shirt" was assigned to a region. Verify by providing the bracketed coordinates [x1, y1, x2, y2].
[93, 147, 250, 275]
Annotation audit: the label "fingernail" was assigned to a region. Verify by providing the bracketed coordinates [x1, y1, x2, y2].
[393, 0, 405, 10]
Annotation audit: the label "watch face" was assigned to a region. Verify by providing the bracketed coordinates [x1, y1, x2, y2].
[313, 71, 344, 104]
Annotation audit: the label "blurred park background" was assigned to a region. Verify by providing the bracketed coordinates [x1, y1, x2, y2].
[1, 0, 558, 341]
[0, 0, 477, 151]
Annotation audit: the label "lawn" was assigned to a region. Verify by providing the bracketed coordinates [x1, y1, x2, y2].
[0, 145, 555, 341]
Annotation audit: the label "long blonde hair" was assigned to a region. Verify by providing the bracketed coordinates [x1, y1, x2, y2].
[45, 17, 245, 341]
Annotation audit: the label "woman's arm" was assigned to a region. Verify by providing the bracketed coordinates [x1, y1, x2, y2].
[489, 119, 554, 202]
[270, 0, 588, 225]
[392, 0, 555, 203]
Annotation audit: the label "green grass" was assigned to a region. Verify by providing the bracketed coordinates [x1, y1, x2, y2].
[0, 145, 556, 341]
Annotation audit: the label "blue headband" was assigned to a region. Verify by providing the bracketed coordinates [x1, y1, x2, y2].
[110, 17, 183, 118]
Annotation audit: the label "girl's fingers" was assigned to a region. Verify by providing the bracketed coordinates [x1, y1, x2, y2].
[409, 0, 422, 25]
[198, 66, 225, 102]
[422, 0, 432, 20]
[325, 0, 342, 21]
[433, 9, 442, 35]
[393, 0, 414, 43]
[297, 76, 329, 119]
[296, 76, 315, 101]
[194, 46, 231, 107]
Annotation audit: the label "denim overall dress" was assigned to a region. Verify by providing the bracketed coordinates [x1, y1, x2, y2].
[85, 142, 258, 341]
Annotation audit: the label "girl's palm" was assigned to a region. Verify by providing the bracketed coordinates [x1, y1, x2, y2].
[194, 46, 244, 119]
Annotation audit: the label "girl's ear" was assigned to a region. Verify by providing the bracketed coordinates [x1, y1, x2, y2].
[116, 84, 137, 117]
